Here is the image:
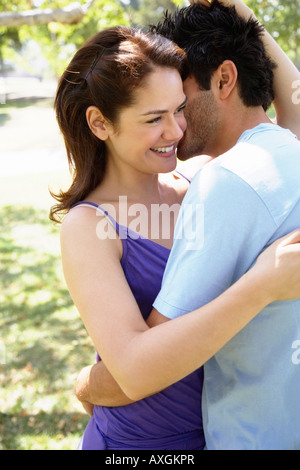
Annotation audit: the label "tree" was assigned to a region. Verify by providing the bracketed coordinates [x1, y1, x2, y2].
[0, 0, 186, 77]
[0, 1, 96, 27]
[0, 0, 130, 76]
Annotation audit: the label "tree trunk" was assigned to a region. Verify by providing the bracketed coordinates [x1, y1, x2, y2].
[0, 1, 95, 28]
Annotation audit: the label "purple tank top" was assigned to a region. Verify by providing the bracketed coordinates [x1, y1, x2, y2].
[73, 201, 205, 450]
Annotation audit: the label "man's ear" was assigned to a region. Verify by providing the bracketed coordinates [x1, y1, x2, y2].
[86, 106, 109, 140]
[214, 60, 238, 100]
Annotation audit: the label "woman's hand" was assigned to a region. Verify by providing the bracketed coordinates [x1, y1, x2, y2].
[189, 0, 212, 5]
[252, 230, 300, 302]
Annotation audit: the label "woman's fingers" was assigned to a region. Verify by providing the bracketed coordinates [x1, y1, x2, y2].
[188, 0, 212, 6]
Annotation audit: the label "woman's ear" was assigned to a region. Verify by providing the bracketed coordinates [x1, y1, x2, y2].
[86, 106, 109, 140]
[214, 60, 238, 100]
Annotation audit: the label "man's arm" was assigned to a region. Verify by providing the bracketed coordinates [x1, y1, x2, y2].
[75, 311, 170, 411]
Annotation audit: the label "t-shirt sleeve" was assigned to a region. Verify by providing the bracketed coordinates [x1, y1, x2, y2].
[153, 164, 277, 319]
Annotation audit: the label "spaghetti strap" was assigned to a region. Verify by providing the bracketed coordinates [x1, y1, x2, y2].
[71, 201, 120, 232]
[71, 172, 191, 240]
[174, 169, 192, 183]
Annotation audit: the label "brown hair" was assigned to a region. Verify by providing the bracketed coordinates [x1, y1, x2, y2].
[50, 26, 187, 222]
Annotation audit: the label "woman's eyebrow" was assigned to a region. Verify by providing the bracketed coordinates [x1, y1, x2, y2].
[140, 97, 187, 116]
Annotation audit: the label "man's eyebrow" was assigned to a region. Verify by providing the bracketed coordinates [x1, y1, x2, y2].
[140, 97, 187, 116]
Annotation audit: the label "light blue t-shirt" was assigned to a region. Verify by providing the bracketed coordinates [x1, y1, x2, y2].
[153, 123, 300, 450]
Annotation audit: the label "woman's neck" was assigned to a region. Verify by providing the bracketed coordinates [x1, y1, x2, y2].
[98, 162, 166, 204]
[85, 163, 188, 249]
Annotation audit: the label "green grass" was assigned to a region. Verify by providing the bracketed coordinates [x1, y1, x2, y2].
[0, 98, 94, 450]
[0, 205, 94, 450]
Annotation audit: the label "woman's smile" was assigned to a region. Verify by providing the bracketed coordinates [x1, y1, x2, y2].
[150, 144, 177, 157]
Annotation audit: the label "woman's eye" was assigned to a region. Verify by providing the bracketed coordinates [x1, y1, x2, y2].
[176, 105, 186, 114]
[147, 117, 161, 124]
[145, 105, 185, 124]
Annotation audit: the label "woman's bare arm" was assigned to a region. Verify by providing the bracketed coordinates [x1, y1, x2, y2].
[75, 313, 170, 413]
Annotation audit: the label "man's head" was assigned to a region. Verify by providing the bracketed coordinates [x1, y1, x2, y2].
[152, 1, 276, 159]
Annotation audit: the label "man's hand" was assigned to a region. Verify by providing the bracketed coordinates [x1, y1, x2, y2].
[81, 401, 94, 416]
[75, 365, 95, 415]
[75, 361, 136, 410]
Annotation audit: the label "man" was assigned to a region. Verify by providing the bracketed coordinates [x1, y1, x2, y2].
[150, 1, 300, 449]
[75, 1, 300, 449]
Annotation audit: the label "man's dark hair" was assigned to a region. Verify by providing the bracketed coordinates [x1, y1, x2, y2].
[151, 1, 276, 110]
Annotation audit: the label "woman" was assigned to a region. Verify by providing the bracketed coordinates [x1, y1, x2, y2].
[51, 4, 300, 450]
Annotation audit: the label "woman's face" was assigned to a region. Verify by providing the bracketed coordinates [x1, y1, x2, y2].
[105, 67, 187, 176]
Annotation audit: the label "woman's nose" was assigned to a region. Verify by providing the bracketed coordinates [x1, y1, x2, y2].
[162, 116, 186, 142]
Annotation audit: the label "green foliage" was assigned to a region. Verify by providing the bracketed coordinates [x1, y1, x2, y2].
[0, 0, 130, 76]
[0, 0, 30, 66]
[0, 0, 189, 77]
[39, 0, 131, 75]
[245, 0, 300, 67]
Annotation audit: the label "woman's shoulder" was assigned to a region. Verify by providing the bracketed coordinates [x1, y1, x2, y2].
[61, 202, 101, 233]
[60, 203, 122, 258]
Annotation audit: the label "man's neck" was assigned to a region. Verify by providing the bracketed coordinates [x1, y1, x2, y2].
[212, 106, 273, 158]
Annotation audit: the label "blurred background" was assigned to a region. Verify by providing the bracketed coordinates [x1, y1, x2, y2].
[0, 0, 299, 450]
